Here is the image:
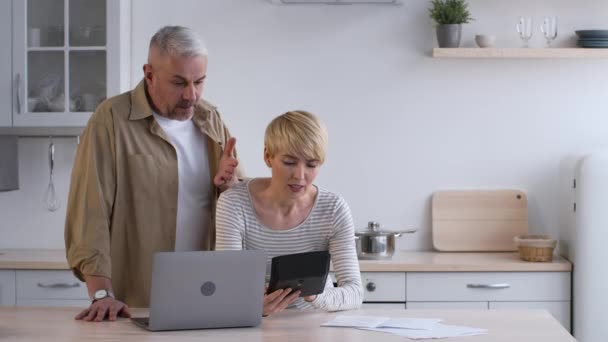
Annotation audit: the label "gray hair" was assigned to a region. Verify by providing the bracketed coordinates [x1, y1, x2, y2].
[149, 26, 208, 58]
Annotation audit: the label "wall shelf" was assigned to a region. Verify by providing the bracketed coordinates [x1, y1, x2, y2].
[432, 48, 608, 59]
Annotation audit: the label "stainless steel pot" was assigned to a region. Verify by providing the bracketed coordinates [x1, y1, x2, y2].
[354, 221, 416, 260]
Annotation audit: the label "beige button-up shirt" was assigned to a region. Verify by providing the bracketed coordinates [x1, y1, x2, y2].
[65, 80, 242, 307]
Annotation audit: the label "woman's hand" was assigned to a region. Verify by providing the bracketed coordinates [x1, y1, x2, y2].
[263, 287, 301, 317]
[304, 295, 317, 302]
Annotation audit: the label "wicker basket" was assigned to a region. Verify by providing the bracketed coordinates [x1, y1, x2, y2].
[514, 235, 557, 262]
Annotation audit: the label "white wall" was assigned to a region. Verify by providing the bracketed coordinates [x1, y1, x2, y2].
[2, 0, 608, 251]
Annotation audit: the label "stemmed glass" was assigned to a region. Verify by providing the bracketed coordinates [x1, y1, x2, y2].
[516, 17, 534, 48]
[540, 17, 558, 47]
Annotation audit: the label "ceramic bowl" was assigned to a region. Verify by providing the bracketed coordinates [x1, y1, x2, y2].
[475, 35, 496, 48]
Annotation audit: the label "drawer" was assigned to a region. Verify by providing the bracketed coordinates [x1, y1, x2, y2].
[407, 272, 570, 301]
[407, 301, 487, 309]
[17, 270, 88, 300]
[16, 299, 91, 308]
[363, 303, 406, 309]
[361, 272, 406, 302]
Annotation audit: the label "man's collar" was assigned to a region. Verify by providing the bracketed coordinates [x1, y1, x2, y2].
[129, 80, 153, 121]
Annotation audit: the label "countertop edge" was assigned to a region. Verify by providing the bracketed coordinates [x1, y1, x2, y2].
[0, 249, 572, 272]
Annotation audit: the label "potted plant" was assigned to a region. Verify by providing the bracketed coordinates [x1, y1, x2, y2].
[429, 0, 474, 48]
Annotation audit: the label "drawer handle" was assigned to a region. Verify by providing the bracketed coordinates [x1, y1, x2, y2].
[366, 282, 377, 292]
[467, 283, 511, 289]
[37, 282, 81, 289]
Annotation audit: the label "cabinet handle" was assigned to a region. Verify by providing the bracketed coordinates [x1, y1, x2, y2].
[15, 73, 22, 114]
[466, 283, 511, 289]
[37, 282, 81, 289]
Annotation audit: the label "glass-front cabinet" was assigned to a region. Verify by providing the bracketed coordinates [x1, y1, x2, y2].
[0, 0, 12, 127]
[11, 0, 129, 128]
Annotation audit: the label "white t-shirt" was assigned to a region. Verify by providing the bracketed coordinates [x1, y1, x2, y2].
[152, 112, 211, 251]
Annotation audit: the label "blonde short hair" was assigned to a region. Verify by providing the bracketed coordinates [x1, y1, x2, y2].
[264, 110, 328, 164]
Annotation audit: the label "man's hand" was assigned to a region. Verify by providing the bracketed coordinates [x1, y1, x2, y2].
[262, 287, 301, 317]
[213, 137, 239, 189]
[75, 297, 131, 322]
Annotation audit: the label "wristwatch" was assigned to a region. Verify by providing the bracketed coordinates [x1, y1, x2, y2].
[92, 289, 114, 302]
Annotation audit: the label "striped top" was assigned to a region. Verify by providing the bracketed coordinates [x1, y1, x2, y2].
[215, 179, 363, 311]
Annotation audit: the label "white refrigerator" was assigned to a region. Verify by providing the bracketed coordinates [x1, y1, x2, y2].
[569, 152, 608, 341]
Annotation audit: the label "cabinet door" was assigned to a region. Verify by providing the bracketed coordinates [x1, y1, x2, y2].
[11, 0, 125, 127]
[0, 0, 11, 127]
[489, 301, 570, 332]
[0, 270, 16, 306]
[361, 272, 406, 302]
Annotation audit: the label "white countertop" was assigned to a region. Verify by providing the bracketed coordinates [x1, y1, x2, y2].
[0, 307, 576, 341]
[356, 251, 571, 272]
[0, 249, 572, 272]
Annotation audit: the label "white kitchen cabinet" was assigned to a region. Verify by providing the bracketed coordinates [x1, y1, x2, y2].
[361, 272, 406, 303]
[406, 272, 571, 330]
[5, 0, 130, 129]
[362, 303, 406, 309]
[330, 271, 406, 304]
[0, 270, 16, 306]
[16, 270, 89, 307]
[0, 0, 12, 127]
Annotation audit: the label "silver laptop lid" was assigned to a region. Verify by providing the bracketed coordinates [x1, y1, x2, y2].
[148, 250, 266, 331]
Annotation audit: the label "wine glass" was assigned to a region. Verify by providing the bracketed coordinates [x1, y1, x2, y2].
[516, 17, 534, 48]
[540, 17, 558, 47]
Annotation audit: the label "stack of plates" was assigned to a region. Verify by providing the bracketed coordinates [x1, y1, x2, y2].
[576, 30, 608, 48]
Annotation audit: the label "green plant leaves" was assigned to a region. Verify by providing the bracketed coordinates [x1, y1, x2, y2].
[429, 0, 474, 25]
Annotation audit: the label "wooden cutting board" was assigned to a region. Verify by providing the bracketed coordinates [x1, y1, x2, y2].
[432, 190, 529, 251]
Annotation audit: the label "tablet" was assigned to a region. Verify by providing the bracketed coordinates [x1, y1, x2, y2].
[267, 251, 331, 297]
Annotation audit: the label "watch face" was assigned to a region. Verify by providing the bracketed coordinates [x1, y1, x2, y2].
[94, 289, 108, 299]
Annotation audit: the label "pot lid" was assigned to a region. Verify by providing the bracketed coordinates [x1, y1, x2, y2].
[355, 221, 417, 237]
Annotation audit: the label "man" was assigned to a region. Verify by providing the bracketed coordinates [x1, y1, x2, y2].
[65, 26, 241, 322]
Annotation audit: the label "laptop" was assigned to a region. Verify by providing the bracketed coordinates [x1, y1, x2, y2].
[131, 250, 267, 331]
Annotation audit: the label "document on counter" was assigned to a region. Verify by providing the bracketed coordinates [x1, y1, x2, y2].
[320, 315, 392, 328]
[322, 315, 487, 340]
[321, 315, 441, 329]
[363, 324, 487, 340]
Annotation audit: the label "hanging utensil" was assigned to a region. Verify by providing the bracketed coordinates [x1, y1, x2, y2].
[43, 137, 60, 212]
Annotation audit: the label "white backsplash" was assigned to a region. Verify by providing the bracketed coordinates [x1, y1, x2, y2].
[3, 0, 608, 251]
[0, 137, 77, 249]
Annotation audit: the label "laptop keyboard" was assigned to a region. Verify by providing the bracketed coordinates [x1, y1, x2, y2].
[131, 317, 150, 327]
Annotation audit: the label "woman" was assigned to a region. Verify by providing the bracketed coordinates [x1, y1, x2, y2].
[215, 110, 363, 316]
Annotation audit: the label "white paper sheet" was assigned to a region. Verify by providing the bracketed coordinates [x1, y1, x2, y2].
[320, 315, 391, 328]
[322, 315, 487, 340]
[362, 323, 487, 340]
[378, 317, 442, 330]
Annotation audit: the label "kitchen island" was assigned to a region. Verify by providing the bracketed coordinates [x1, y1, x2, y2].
[0, 307, 576, 341]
